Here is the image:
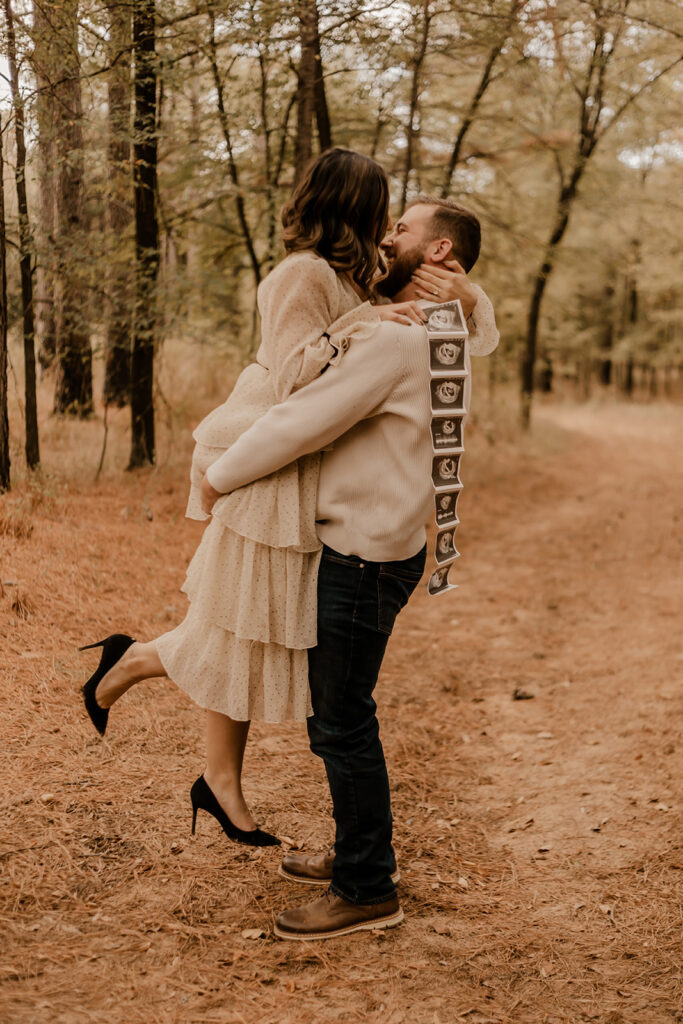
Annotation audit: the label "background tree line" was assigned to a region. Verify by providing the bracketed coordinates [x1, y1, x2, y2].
[0, 0, 681, 489]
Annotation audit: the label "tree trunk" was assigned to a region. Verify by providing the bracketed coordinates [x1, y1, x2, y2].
[598, 279, 615, 386]
[104, 1, 134, 407]
[598, 339, 613, 386]
[31, 0, 57, 369]
[294, 0, 317, 183]
[51, 0, 93, 416]
[0, 119, 10, 491]
[537, 355, 553, 393]
[520, 166, 582, 429]
[521, 255, 552, 429]
[626, 269, 638, 325]
[3, 0, 40, 466]
[207, 9, 261, 289]
[257, 51, 274, 270]
[312, 12, 331, 151]
[267, 89, 297, 265]
[399, 0, 431, 214]
[619, 253, 638, 398]
[129, 0, 158, 469]
[369, 97, 386, 161]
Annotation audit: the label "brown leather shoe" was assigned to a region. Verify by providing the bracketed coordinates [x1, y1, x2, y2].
[274, 888, 403, 940]
[278, 846, 400, 886]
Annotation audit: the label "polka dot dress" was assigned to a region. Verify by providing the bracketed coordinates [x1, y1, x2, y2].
[156, 253, 380, 723]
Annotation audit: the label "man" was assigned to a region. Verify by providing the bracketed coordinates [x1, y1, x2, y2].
[201, 197, 499, 939]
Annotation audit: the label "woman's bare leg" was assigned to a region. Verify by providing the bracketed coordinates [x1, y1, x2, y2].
[93, 646, 258, 831]
[95, 641, 166, 708]
[203, 711, 257, 832]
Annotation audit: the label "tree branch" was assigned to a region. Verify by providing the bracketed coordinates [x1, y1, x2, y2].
[205, 7, 261, 287]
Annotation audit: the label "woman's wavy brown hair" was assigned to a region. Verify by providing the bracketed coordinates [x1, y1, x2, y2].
[281, 148, 390, 295]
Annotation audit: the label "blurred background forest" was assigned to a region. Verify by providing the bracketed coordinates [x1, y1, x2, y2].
[0, 0, 681, 483]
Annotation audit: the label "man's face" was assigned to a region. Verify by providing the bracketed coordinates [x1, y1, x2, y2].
[377, 204, 435, 298]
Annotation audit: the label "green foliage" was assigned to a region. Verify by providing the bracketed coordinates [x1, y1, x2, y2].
[2, 0, 681, 388]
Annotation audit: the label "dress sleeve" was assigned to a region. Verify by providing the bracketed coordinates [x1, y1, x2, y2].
[324, 300, 382, 367]
[206, 326, 402, 495]
[258, 255, 364, 402]
[467, 284, 500, 357]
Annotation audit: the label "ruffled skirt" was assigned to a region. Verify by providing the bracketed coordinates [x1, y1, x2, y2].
[157, 367, 322, 722]
[157, 603, 312, 722]
[158, 310, 379, 723]
[156, 492, 321, 722]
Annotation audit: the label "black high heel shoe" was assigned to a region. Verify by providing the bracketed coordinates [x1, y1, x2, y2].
[79, 634, 135, 737]
[190, 775, 281, 848]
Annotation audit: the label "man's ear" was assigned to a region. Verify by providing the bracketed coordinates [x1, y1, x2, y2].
[425, 237, 454, 264]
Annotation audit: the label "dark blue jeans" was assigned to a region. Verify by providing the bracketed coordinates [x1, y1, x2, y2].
[307, 543, 426, 905]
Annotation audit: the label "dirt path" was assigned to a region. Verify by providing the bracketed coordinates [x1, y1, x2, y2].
[1, 400, 681, 1024]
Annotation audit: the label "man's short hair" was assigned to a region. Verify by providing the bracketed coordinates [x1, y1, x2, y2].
[408, 195, 481, 272]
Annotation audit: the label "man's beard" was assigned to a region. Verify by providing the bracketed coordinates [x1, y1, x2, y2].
[376, 243, 424, 299]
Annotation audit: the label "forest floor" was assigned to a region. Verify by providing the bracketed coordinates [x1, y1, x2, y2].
[0, 390, 681, 1024]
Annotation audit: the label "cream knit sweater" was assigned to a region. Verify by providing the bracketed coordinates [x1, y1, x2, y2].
[204, 269, 499, 562]
[186, 251, 379, 525]
[207, 320, 437, 561]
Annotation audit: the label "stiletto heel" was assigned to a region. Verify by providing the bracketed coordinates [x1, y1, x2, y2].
[79, 633, 135, 737]
[189, 775, 280, 848]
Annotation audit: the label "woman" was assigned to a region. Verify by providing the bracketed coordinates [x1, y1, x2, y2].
[80, 148, 425, 847]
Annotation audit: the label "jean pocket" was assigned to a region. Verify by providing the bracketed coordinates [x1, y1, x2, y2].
[377, 567, 422, 636]
[322, 551, 364, 569]
[379, 565, 424, 585]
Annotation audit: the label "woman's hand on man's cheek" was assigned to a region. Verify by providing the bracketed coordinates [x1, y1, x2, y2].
[412, 261, 477, 319]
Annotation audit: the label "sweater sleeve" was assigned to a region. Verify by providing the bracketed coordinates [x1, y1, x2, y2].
[467, 284, 500, 357]
[258, 254, 343, 402]
[206, 326, 402, 495]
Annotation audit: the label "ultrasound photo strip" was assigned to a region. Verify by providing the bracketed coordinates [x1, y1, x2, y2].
[427, 563, 458, 597]
[425, 298, 469, 598]
[429, 338, 467, 376]
[435, 527, 460, 565]
[431, 416, 464, 452]
[432, 453, 462, 490]
[430, 377, 466, 413]
[421, 300, 468, 337]
[435, 488, 461, 528]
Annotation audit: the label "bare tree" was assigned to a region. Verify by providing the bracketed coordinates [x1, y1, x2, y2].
[312, 7, 331, 151]
[620, 238, 640, 397]
[520, 3, 681, 428]
[30, 0, 57, 369]
[0, 118, 10, 491]
[129, 0, 158, 468]
[440, 0, 524, 197]
[400, 0, 432, 213]
[294, 0, 317, 181]
[104, 0, 134, 406]
[3, 0, 40, 467]
[294, 0, 331, 183]
[51, 0, 93, 416]
[256, 39, 297, 270]
[597, 276, 616, 387]
[206, 4, 262, 289]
